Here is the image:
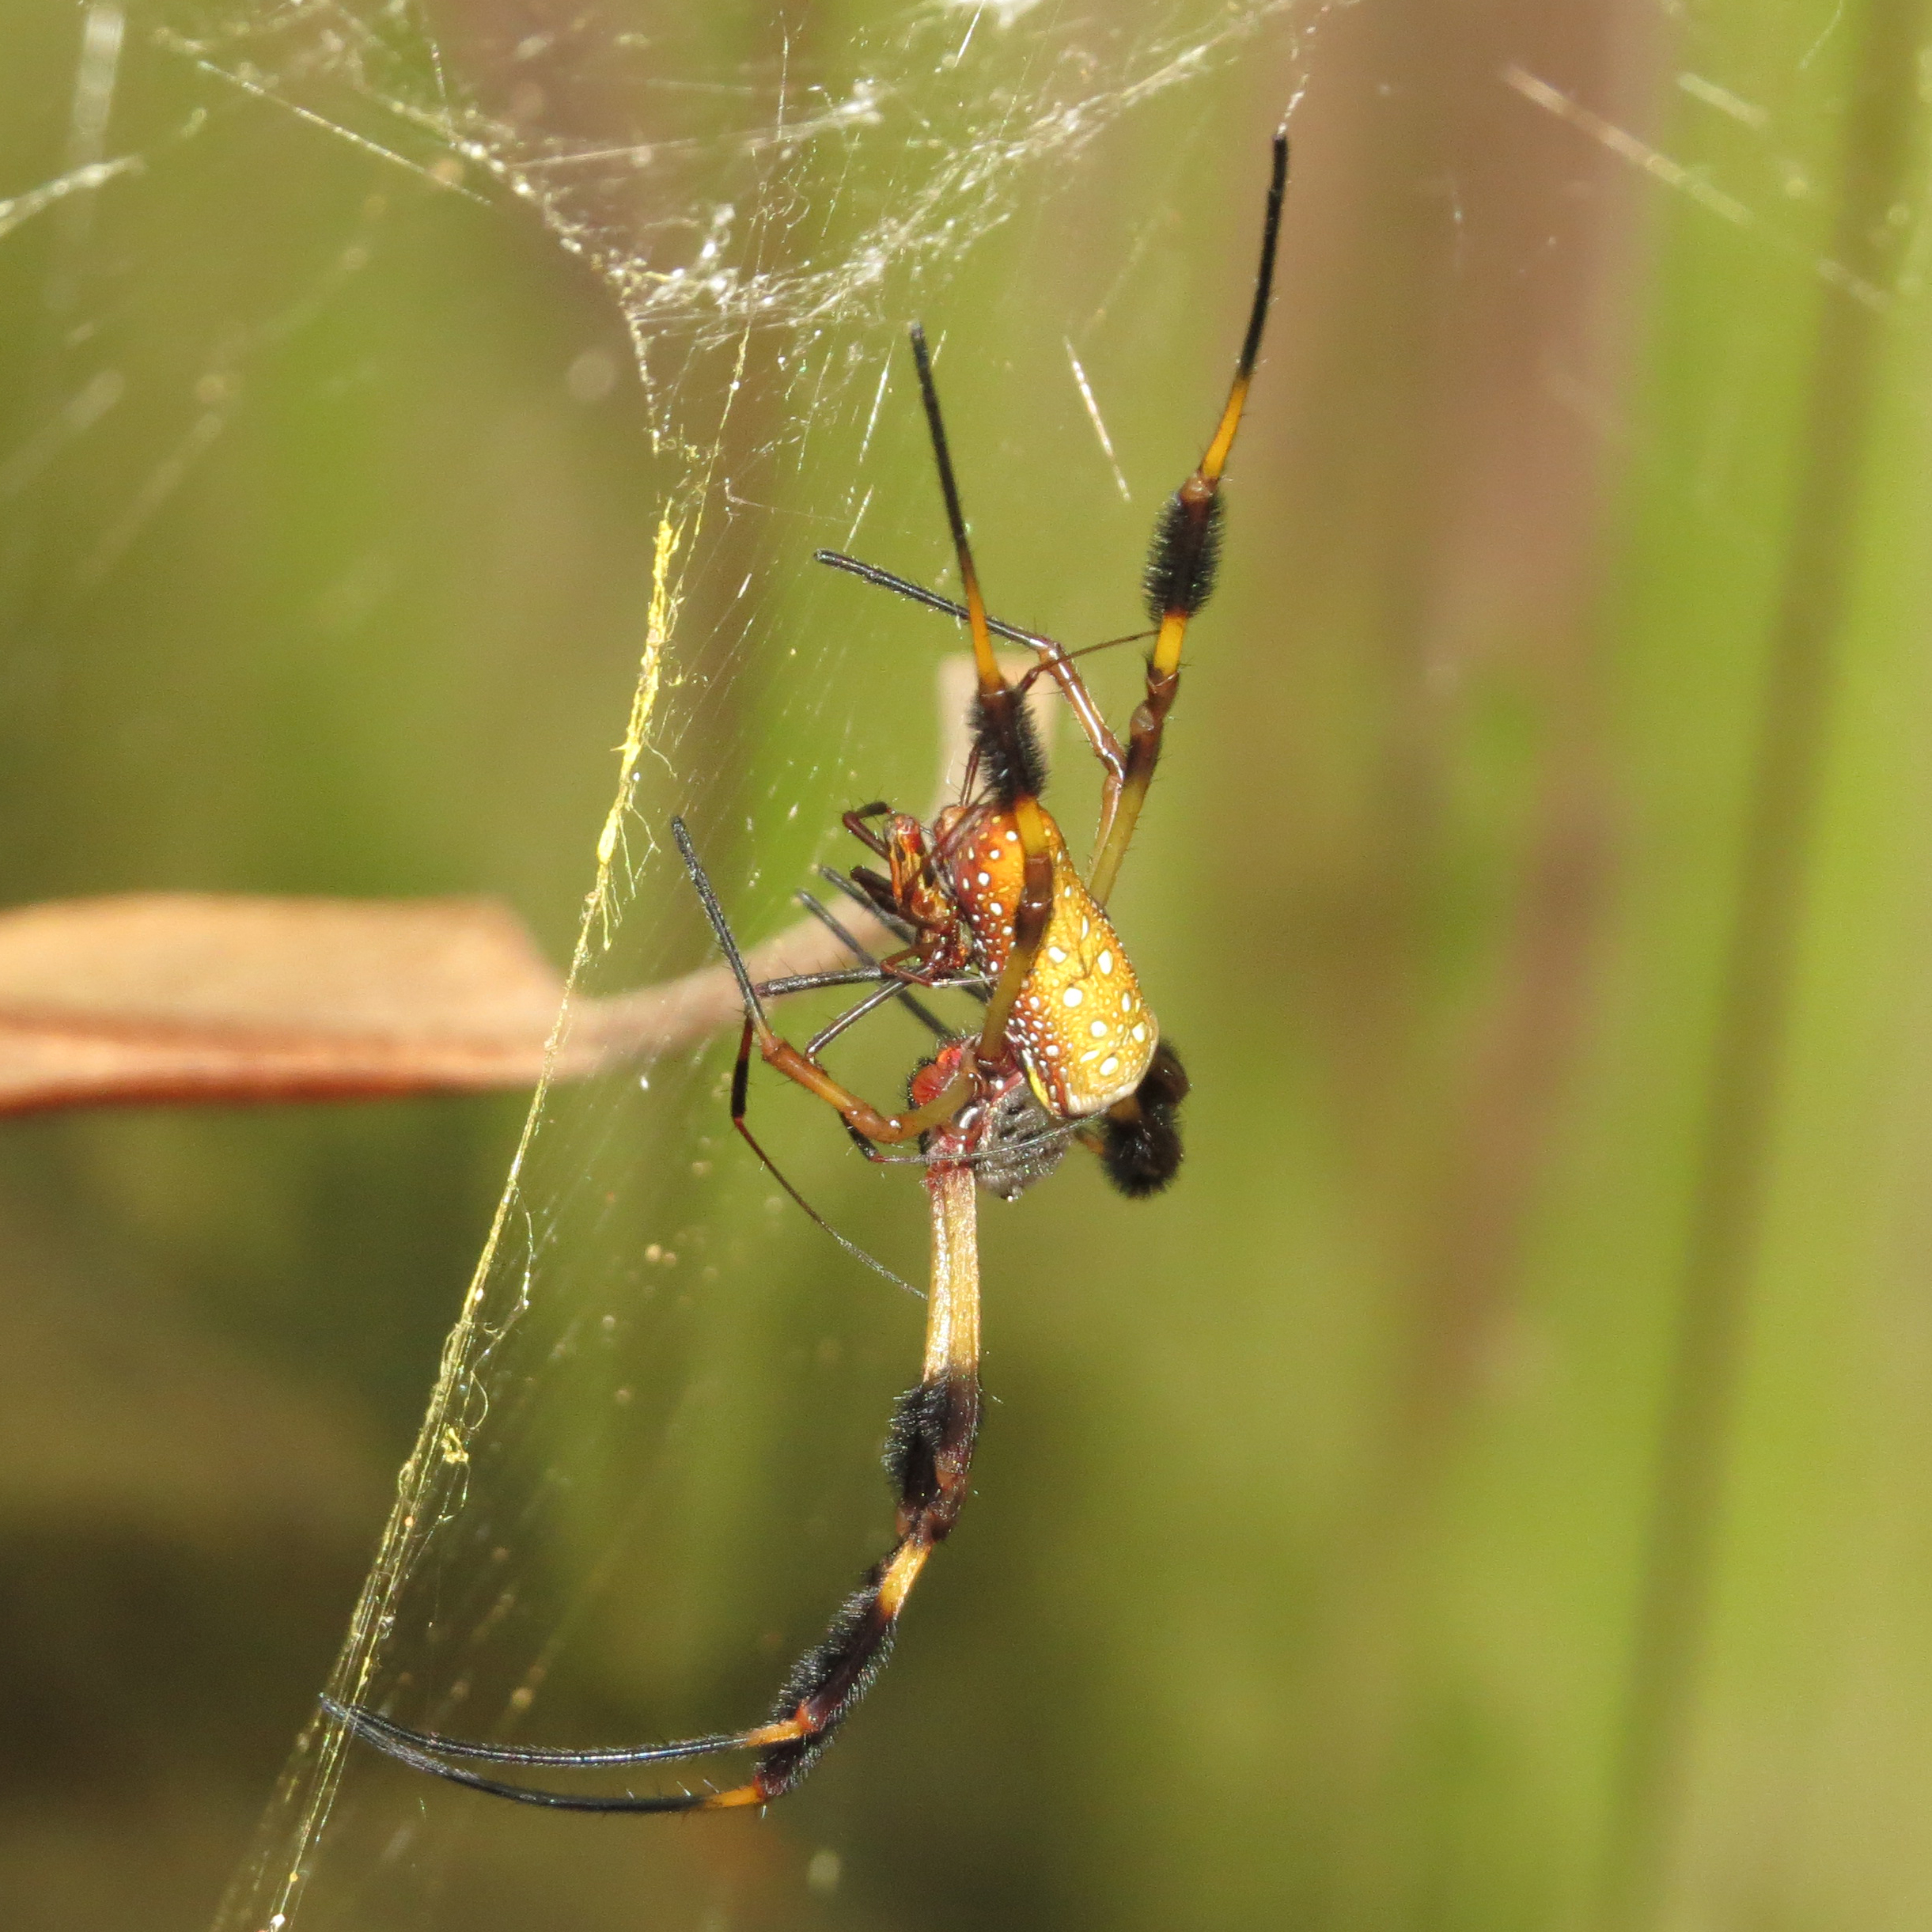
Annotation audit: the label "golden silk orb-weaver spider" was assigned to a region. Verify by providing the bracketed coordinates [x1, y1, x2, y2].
[326, 128, 1287, 1813]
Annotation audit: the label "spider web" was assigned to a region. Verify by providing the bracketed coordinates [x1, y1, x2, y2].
[12, 2, 1932, 1930]
[26, 4, 1333, 1928]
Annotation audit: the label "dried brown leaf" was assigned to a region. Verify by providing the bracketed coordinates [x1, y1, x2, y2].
[0, 892, 889, 1116]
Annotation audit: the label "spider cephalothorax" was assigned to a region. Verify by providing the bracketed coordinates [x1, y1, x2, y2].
[329, 127, 1288, 1816]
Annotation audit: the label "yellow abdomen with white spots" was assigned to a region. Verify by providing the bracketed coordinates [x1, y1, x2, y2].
[939, 807, 1158, 1117]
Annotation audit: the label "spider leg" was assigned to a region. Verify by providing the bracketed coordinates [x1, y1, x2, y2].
[808, 979, 916, 1056]
[748, 964, 961, 1157]
[817, 869, 995, 1011]
[905, 328, 1058, 1057]
[322, 1698, 775, 1770]
[867, 1119, 1078, 1171]
[817, 864, 920, 946]
[814, 548, 1127, 786]
[839, 803, 896, 860]
[731, 1150, 981, 1801]
[326, 1154, 982, 1813]
[751, 965, 890, 998]
[1086, 127, 1288, 903]
[795, 889, 950, 1037]
[672, 816, 971, 1142]
[724, 1013, 922, 1299]
[322, 1697, 775, 1813]
[813, 548, 1053, 650]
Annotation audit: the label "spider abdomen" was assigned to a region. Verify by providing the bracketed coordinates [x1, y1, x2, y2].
[941, 806, 1157, 1117]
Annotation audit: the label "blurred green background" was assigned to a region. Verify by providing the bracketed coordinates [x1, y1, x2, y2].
[4, 2, 1932, 1929]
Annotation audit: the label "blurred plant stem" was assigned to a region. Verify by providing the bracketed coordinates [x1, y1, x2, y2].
[1597, 4, 1932, 1926]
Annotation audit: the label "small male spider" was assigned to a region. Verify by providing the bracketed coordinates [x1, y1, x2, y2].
[327, 128, 1288, 1813]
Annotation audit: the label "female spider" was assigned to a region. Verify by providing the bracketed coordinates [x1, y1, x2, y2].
[327, 127, 1288, 1813]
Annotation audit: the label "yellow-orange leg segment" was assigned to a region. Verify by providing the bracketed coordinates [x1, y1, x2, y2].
[673, 816, 971, 1147]
[1087, 127, 1289, 906]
